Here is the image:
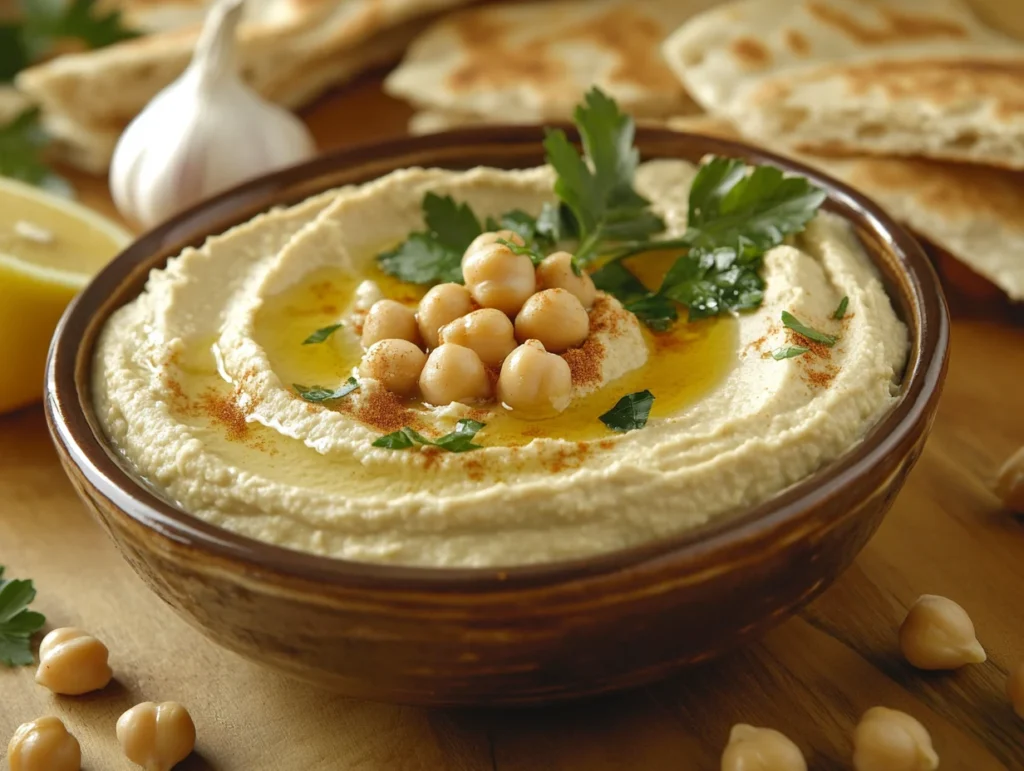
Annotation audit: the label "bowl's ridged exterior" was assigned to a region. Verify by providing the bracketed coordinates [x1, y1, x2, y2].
[45, 127, 948, 706]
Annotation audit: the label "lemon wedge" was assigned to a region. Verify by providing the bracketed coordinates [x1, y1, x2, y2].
[0, 178, 131, 415]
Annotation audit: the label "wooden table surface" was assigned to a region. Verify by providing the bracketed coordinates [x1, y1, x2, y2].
[3, 76, 1024, 771]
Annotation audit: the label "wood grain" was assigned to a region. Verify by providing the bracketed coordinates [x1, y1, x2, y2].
[3, 75, 1024, 770]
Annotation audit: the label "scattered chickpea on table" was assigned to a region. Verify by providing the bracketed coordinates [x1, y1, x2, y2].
[899, 595, 987, 671]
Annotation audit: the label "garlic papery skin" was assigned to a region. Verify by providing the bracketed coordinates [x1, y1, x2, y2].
[110, 0, 315, 228]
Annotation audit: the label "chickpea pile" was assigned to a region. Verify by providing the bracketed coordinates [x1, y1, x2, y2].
[358, 230, 597, 417]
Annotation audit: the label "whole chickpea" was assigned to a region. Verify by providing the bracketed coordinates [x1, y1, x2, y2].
[35, 627, 113, 695]
[7, 717, 81, 771]
[514, 288, 590, 353]
[537, 251, 597, 309]
[359, 339, 427, 398]
[462, 242, 536, 316]
[117, 702, 196, 771]
[439, 308, 517, 368]
[996, 446, 1024, 511]
[721, 724, 807, 771]
[899, 594, 986, 670]
[419, 344, 492, 406]
[497, 340, 573, 417]
[1008, 662, 1024, 719]
[361, 299, 420, 349]
[417, 283, 474, 349]
[463, 229, 525, 267]
[852, 707, 938, 771]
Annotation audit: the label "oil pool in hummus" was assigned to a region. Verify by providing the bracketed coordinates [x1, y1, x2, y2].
[93, 160, 908, 568]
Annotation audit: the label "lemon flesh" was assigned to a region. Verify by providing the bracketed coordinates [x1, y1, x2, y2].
[0, 178, 131, 415]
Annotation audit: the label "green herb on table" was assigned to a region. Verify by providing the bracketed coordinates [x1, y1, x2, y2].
[0, 565, 47, 667]
[833, 295, 849, 320]
[18, 0, 139, 60]
[599, 390, 654, 432]
[781, 311, 837, 346]
[0, 108, 70, 195]
[373, 419, 486, 453]
[771, 345, 809, 361]
[294, 377, 359, 403]
[302, 323, 343, 345]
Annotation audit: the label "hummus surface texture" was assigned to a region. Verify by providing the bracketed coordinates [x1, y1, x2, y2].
[93, 161, 909, 568]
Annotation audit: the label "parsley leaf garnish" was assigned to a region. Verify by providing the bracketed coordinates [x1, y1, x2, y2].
[772, 345, 809, 361]
[294, 377, 359, 403]
[497, 237, 544, 265]
[302, 323, 343, 345]
[0, 108, 70, 195]
[684, 158, 826, 252]
[833, 296, 849, 320]
[485, 209, 555, 253]
[0, 565, 46, 667]
[376, 88, 826, 332]
[781, 311, 837, 346]
[373, 419, 485, 453]
[377, 193, 481, 284]
[599, 390, 654, 432]
[543, 88, 664, 264]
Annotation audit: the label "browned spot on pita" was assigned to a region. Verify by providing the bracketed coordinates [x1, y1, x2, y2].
[753, 58, 1024, 120]
[843, 157, 1024, 225]
[446, 6, 683, 107]
[784, 29, 811, 56]
[731, 36, 771, 67]
[806, 0, 967, 44]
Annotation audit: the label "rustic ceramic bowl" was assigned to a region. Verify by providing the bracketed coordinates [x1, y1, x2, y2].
[46, 128, 948, 706]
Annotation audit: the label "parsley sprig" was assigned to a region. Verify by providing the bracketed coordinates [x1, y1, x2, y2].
[376, 88, 826, 330]
[0, 565, 46, 667]
[6, 0, 138, 76]
[373, 419, 485, 453]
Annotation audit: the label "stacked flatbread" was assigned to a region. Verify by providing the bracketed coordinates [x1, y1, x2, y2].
[14, 0, 475, 172]
[384, 0, 723, 133]
[658, 0, 1024, 299]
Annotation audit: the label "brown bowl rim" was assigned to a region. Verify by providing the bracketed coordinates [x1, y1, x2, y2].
[46, 125, 949, 592]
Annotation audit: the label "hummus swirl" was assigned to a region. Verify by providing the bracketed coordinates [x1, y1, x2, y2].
[93, 160, 908, 567]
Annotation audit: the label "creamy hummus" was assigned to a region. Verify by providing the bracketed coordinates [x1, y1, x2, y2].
[93, 160, 908, 568]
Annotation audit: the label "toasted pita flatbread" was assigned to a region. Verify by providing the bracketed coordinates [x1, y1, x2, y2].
[386, 0, 720, 132]
[668, 114, 1024, 300]
[32, 15, 429, 173]
[16, 0, 471, 170]
[663, 0, 1024, 169]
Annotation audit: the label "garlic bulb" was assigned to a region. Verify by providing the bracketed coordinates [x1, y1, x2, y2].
[110, 0, 314, 227]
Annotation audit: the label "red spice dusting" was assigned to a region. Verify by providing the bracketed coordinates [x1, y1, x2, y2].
[547, 442, 591, 474]
[354, 389, 417, 433]
[562, 337, 605, 387]
[199, 389, 249, 442]
[599, 440, 615, 450]
[464, 459, 485, 481]
[588, 295, 627, 336]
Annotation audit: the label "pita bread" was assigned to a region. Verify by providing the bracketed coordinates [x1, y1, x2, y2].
[386, 0, 720, 131]
[15, 0, 471, 170]
[668, 115, 1024, 300]
[407, 109, 671, 136]
[663, 0, 1024, 169]
[32, 15, 429, 173]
